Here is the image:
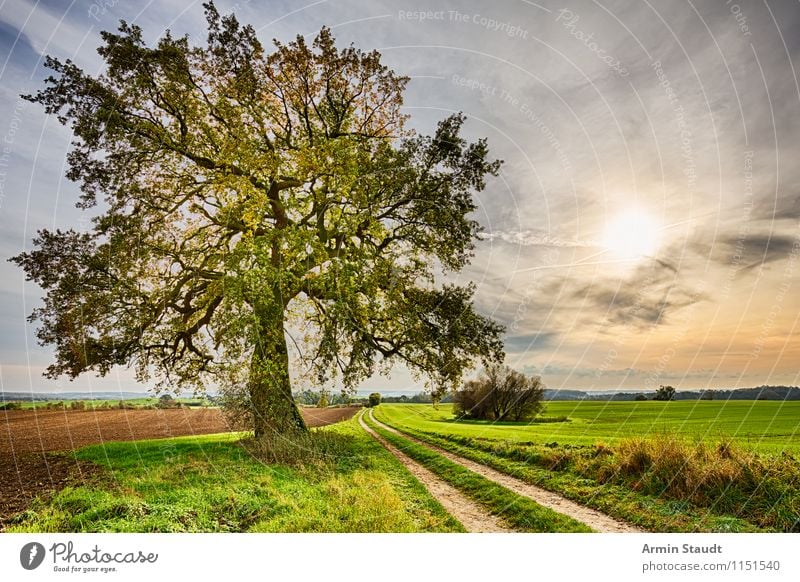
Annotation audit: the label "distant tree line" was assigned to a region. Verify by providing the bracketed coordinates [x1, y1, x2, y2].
[581, 386, 800, 402]
[293, 390, 353, 407]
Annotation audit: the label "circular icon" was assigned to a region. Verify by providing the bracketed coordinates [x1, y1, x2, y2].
[20, 542, 46, 570]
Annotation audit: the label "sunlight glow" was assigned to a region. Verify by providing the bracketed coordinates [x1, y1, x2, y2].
[601, 208, 660, 260]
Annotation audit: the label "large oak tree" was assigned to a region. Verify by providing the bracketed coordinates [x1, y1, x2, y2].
[12, 3, 504, 436]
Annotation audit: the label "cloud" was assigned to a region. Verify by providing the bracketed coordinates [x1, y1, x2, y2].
[720, 232, 800, 273]
[482, 229, 598, 248]
[758, 194, 800, 221]
[503, 331, 558, 354]
[564, 259, 707, 329]
[0, 19, 41, 70]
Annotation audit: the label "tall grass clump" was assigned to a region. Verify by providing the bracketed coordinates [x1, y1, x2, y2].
[241, 429, 354, 467]
[588, 436, 800, 531]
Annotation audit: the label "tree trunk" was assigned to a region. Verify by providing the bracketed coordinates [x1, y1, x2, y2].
[249, 306, 307, 437]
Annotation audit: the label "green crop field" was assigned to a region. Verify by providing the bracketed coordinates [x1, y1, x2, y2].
[374, 401, 800, 454]
[375, 401, 800, 532]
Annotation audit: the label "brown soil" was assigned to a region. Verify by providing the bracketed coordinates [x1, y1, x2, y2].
[0, 405, 360, 529]
[358, 412, 511, 533]
[0, 452, 99, 530]
[368, 409, 645, 533]
[0, 406, 360, 456]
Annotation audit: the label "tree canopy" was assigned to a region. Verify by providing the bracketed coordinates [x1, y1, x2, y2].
[12, 3, 505, 435]
[654, 385, 677, 401]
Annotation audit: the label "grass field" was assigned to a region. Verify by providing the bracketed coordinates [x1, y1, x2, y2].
[375, 401, 800, 454]
[5, 417, 462, 533]
[374, 402, 800, 532]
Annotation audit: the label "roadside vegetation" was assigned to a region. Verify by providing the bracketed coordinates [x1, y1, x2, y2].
[375, 404, 800, 532]
[5, 418, 462, 533]
[362, 413, 592, 532]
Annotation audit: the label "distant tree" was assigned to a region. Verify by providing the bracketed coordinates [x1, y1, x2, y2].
[634, 393, 648, 401]
[453, 364, 545, 422]
[157, 393, 180, 408]
[11, 4, 504, 437]
[368, 393, 381, 407]
[317, 390, 329, 408]
[653, 385, 676, 401]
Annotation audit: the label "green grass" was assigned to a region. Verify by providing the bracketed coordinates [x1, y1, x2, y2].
[375, 403, 800, 532]
[380, 420, 771, 532]
[376, 401, 800, 454]
[362, 412, 592, 533]
[5, 418, 463, 533]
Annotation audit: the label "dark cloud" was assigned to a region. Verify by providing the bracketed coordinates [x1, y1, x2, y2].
[567, 260, 706, 328]
[759, 194, 800, 221]
[720, 233, 799, 273]
[503, 331, 558, 354]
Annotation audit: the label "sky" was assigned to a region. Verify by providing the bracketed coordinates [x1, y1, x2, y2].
[0, 0, 799, 395]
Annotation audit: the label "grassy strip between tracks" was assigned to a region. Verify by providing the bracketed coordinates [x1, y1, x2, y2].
[362, 412, 593, 533]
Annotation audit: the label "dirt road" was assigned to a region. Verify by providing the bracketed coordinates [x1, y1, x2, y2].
[368, 410, 644, 533]
[358, 411, 511, 533]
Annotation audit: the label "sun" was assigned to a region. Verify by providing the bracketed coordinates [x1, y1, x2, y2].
[601, 208, 660, 260]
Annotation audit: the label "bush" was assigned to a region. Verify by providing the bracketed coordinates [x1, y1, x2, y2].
[453, 364, 544, 422]
[156, 394, 180, 409]
[70, 400, 86, 410]
[367, 393, 381, 408]
[0, 402, 22, 410]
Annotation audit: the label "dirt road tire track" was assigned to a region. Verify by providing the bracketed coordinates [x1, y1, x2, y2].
[369, 410, 644, 533]
[358, 411, 511, 533]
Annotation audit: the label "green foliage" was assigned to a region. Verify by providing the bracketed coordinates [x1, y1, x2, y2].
[367, 393, 381, 408]
[294, 390, 349, 406]
[453, 364, 544, 421]
[11, 3, 504, 433]
[654, 385, 676, 401]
